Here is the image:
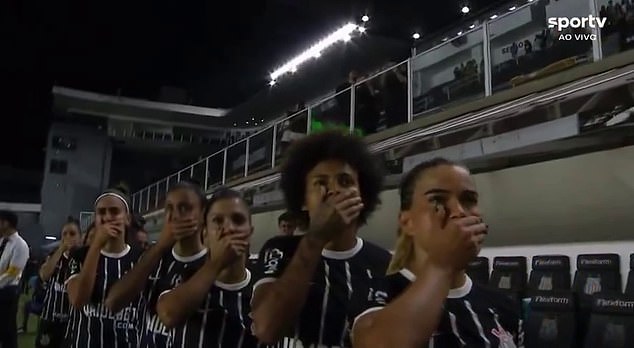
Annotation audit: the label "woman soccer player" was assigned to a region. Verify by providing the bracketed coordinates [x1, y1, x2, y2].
[62, 221, 96, 346]
[105, 180, 207, 348]
[251, 131, 392, 347]
[65, 188, 143, 348]
[157, 187, 257, 347]
[352, 158, 523, 348]
[35, 217, 82, 348]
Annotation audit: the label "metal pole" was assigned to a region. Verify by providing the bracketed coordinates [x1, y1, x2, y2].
[204, 157, 209, 190]
[145, 188, 150, 212]
[155, 182, 159, 208]
[222, 148, 227, 185]
[271, 123, 277, 169]
[306, 107, 312, 135]
[244, 138, 250, 177]
[190, 165, 194, 178]
[349, 86, 356, 134]
[483, 21, 493, 97]
[406, 59, 413, 123]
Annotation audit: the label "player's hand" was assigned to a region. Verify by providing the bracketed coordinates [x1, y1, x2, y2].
[424, 203, 487, 273]
[207, 227, 250, 271]
[158, 212, 199, 247]
[93, 222, 124, 247]
[307, 187, 364, 244]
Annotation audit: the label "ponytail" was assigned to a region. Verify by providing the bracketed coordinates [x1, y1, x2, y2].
[386, 229, 415, 275]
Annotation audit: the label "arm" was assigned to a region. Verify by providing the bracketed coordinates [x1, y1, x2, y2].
[105, 242, 170, 312]
[39, 247, 65, 281]
[66, 242, 102, 308]
[0, 240, 29, 288]
[352, 263, 453, 348]
[250, 235, 324, 344]
[156, 257, 221, 329]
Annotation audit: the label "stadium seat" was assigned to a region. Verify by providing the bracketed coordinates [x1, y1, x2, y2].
[573, 254, 621, 297]
[625, 254, 634, 296]
[466, 256, 489, 285]
[529, 255, 571, 293]
[583, 293, 634, 347]
[489, 256, 527, 295]
[524, 291, 577, 348]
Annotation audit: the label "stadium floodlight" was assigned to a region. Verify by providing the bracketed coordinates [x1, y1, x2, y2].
[269, 23, 361, 81]
[362, 15, 369, 22]
[461, 6, 470, 14]
[469, 24, 476, 29]
[509, 6, 517, 10]
[269, 80, 276, 86]
[490, 14, 498, 19]
[358, 26, 366, 33]
[412, 32, 421, 40]
[45, 236, 57, 240]
[457, 31, 463, 35]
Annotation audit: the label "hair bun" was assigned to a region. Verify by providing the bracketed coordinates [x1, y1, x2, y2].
[113, 182, 130, 195]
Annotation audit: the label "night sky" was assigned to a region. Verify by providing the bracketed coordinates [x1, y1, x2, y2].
[1, 0, 501, 173]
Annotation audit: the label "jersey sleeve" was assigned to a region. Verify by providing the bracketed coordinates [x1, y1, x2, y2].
[253, 236, 300, 290]
[65, 246, 88, 284]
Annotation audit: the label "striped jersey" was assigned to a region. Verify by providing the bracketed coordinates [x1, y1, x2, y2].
[162, 265, 257, 348]
[64, 247, 88, 345]
[254, 235, 391, 347]
[65, 245, 144, 348]
[354, 269, 525, 348]
[40, 251, 73, 322]
[139, 247, 208, 348]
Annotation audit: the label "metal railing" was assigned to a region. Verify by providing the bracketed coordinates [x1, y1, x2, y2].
[131, 0, 624, 214]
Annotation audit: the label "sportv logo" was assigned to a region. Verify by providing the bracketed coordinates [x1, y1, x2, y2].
[547, 15, 607, 31]
[547, 15, 607, 41]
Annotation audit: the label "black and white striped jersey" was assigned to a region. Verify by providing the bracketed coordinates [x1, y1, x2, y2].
[254, 235, 391, 347]
[65, 245, 144, 348]
[139, 247, 208, 348]
[162, 265, 258, 348]
[354, 269, 525, 348]
[63, 247, 88, 345]
[40, 252, 73, 322]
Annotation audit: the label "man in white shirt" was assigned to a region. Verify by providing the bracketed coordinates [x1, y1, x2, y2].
[0, 210, 29, 348]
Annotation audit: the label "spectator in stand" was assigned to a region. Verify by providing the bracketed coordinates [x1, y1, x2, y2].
[524, 39, 533, 54]
[280, 101, 308, 157]
[336, 69, 380, 135]
[381, 63, 408, 128]
[278, 212, 296, 236]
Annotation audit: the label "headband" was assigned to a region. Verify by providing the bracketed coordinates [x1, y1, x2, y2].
[95, 192, 130, 213]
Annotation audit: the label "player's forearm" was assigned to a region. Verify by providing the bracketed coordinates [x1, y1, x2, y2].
[353, 264, 453, 348]
[39, 248, 64, 281]
[68, 244, 101, 308]
[157, 258, 220, 329]
[251, 236, 323, 343]
[105, 243, 168, 312]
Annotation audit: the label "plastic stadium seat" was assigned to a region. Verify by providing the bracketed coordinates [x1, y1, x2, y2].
[466, 256, 489, 285]
[489, 256, 527, 294]
[583, 294, 634, 348]
[529, 255, 571, 293]
[625, 254, 634, 296]
[573, 254, 621, 297]
[525, 291, 577, 348]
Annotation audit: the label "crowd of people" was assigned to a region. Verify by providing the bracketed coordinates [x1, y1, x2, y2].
[0, 131, 523, 348]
